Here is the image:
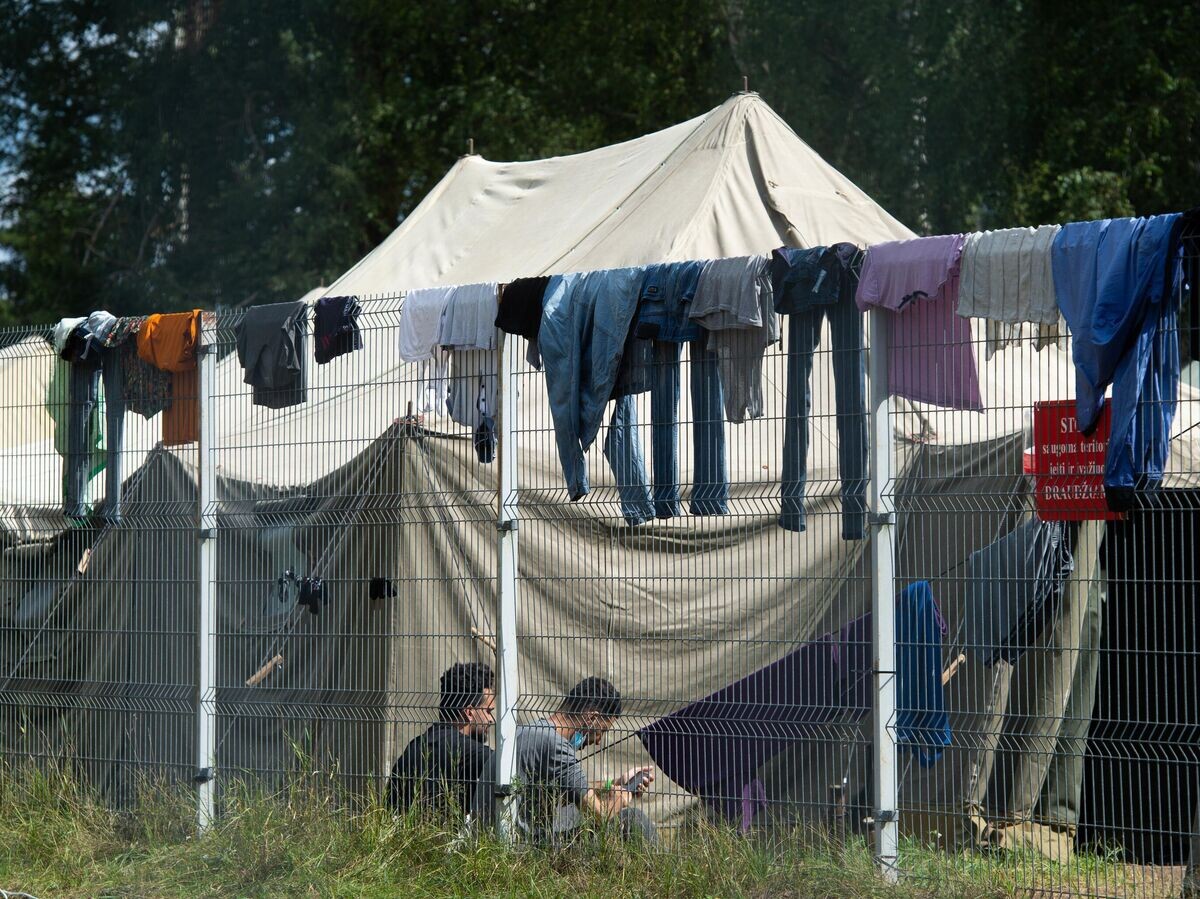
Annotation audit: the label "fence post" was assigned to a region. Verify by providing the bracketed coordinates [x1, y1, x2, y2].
[493, 315, 521, 839]
[867, 307, 899, 881]
[195, 314, 218, 833]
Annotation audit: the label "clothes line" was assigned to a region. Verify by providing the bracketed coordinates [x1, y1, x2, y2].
[46, 207, 1198, 524]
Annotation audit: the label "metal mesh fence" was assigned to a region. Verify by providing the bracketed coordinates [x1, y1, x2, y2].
[0, 241, 1197, 896]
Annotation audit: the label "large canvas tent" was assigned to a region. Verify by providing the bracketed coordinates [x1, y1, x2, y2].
[2, 94, 1199, 854]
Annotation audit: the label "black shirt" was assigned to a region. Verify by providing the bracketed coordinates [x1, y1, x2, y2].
[388, 723, 494, 818]
[496, 276, 551, 342]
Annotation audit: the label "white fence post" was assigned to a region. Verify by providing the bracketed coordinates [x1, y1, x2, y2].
[493, 316, 521, 839]
[867, 307, 899, 881]
[195, 313, 218, 833]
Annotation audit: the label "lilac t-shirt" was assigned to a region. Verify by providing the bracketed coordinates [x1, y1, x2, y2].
[856, 235, 983, 412]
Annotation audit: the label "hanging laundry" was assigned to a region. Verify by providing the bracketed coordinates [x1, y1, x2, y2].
[313, 295, 363, 364]
[1183, 209, 1200, 364]
[496, 276, 549, 342]
[688, 340, 729, 515]
[771, 244, 867, 539]
[958, 225, 1064, 358]
[398, 286, 455, 363]
[966, 518, 1075, 667]
[48, 312, 126, 519]
[689, 255, 778, 423]
[896, 580, 952, 768]
[439, 284, 499, 439]
[416, 351, 450, 415]
[633, 261, 704, 343]
[50, 317, 86, 359]
[1051, 213, 1183, 511]
[496, 276, 550, 369]
[856, 235, 984, 412]
[138, 309, 202, 445]
[540, 267, 645, 501]
[75, 313, 125, 522]
[602, 394, 654, 525]
[439, 283, 498, 351]
[236, 301, 309, 410]
[605, 332, 726, 521]
[46, 332, 103, 519]
[445, 349, 497, 431]
[103, 316, 172, 419]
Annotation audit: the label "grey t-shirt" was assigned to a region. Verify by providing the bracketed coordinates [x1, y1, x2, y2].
[471, 719, 589, 839]
[689, 255, 777, 423]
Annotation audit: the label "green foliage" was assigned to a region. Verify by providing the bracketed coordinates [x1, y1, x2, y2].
[0, 760, 1139, 897]
[0, 0, 732, 323]
[1, 1, 1197, 325]
[724, 0, 1200, 233]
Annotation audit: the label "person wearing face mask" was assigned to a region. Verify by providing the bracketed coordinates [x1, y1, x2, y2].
[389, 662, 496, 819]
[471, 676, 657, 846]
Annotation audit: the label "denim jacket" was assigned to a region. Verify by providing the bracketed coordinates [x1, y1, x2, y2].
[540, 266, 646, 499]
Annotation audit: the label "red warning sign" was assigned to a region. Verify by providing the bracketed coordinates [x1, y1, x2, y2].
[1030, 399, 1125, 521]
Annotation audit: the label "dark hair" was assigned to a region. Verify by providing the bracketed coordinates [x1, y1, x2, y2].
[438, 662, 494, 723]
[558, 677, 622, 719]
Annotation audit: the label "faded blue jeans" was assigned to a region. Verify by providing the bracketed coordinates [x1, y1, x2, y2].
[602, 339, 729, 524]
[780, 297, 867, 538]
[101, 350, 127, 522]
[541, 268, 646, 501]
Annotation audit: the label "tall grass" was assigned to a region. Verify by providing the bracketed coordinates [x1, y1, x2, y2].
[0, 760, 1136, 898]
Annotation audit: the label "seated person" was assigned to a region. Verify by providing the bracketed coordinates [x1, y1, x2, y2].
[389, 661, 495, 817]
[471, 676, 656, 845]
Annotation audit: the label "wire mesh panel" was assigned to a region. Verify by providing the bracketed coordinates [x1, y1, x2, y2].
[0, 322, 198, 804]
[0, 232, 1196, 898]
[203, 295, 501, 807]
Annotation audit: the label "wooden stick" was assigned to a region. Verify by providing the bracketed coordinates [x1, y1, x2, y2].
[77, 547, 91, 575]
[471, 626, 496, 654]
[941, 653, 967, 686]
[245, 654, 284, 687]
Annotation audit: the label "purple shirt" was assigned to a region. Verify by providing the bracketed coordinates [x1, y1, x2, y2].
[856, 235, 984, 412]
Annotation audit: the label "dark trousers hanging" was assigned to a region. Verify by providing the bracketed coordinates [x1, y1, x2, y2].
[780, 297, 867, 539]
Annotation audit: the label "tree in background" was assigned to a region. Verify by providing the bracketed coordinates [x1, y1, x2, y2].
[723, 0, 1200, 233]
[0, 0, 732, 323]
[1, 0, 1197, 326]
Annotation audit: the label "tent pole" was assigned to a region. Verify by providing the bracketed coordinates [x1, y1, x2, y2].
[867, 306, 899, 882]
[195, 313, 218, 834]
[494, 306, 521, 841]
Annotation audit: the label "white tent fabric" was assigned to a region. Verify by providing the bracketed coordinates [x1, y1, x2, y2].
[324, 93, 914, 295]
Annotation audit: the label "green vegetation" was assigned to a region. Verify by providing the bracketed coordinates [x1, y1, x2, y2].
[0, 761, 1145, 898]
[2, 2, 1197, 325]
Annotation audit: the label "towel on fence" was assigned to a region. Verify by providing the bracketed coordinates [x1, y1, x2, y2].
[957, 225, 1063, 358]
[399, 287, 455, 362]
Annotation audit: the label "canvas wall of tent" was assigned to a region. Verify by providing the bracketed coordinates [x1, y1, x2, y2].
[2, 94, 1199, 861]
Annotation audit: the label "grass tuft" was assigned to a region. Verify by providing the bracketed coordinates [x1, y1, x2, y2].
[0, 761, 1145, 897]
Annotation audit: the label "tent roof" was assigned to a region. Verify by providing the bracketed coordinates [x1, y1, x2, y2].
[325, 93, 914, 297]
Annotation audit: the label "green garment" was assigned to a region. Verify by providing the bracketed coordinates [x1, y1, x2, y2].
[46, 358, 106, 505]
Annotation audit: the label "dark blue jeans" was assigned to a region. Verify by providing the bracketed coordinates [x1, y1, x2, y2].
[602, 339, 729, 524]
[688, 340, 729, 516]
[101, 351, 126, 522]
[64, 359, 102, 519]
[780, 298, 867, 538]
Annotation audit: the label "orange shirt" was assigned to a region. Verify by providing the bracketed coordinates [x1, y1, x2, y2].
[137, 310, 202, 445]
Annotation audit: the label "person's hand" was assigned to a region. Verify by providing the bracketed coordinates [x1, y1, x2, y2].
[620, 765, 655, 797]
